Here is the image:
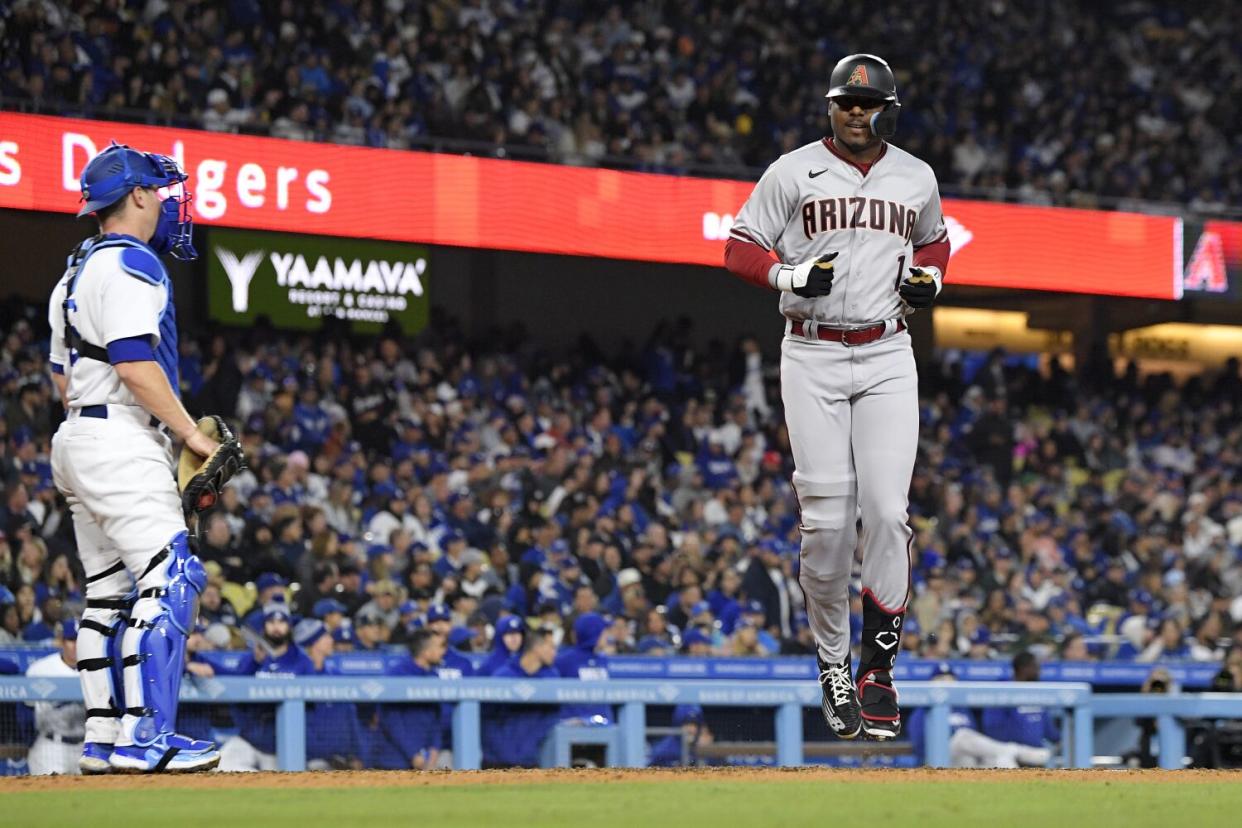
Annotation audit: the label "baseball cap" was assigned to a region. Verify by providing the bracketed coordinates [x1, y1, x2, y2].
[672, 704, 705, 725]
[399, 600, 419, 616]
[293, 619, 328, 649]
[932, 661, 956, 679]
[689, 600, 712, 618]
[744, 600, 765, 616]
[0, 586, 15, 606]
[682, 629, 711, 650]
[617, 568, 642, 589]
[970, 627, 991, 646]
[313, 598, 347, 618]
[425, 603, 452, 623]
[496, 616, 524, 636]
[256, 573, 287, 592]
[333, 625, 356, 645]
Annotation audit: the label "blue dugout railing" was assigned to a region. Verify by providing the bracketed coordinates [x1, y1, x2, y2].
[3, 676, 1238, 771]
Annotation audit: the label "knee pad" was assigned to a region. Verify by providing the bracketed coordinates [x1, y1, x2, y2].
[124, 531, 206, 745]
[797, 492, 857, 580]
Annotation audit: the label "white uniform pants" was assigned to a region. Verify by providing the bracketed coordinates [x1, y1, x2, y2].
[949, 728, 1052, 768]
[28, 736, 82, 776]
[51, 411, 187, 745]
[219, 736, 278, 772]
[781, 327, 918, 663]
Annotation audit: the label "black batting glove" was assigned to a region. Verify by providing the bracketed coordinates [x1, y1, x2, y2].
[898, 266, 940, 309]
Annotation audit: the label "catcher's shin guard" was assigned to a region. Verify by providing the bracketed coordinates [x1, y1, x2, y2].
[79, 557, 133, 746]
[120, 531, 209, 748]
[857, 590, 904, 739]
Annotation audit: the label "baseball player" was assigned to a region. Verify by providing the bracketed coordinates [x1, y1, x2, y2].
[25, 619, 84, 775]
[47, 142, 228, 772]
[725, 54, 950, 740]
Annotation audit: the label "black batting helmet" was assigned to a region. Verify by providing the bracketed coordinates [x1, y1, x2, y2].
[825, 53, 901, 138]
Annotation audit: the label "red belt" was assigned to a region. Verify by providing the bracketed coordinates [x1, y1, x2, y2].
[790, 319, 905, 346]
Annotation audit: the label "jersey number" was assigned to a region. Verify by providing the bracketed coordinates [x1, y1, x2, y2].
[893, 255, 907, 289]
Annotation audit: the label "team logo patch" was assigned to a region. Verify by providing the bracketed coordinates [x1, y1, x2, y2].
[847, 64, 869, 86]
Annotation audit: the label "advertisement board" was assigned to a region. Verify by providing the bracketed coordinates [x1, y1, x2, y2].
[206, 228, 430, 334]
[0, 112, 1210, 300]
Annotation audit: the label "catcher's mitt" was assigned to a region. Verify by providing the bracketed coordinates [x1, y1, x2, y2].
[177, 415, 245, 517]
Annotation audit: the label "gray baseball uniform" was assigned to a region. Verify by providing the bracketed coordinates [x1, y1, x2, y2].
[729, 137, 948, 666]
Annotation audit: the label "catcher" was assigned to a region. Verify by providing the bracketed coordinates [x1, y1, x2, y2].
[48, 142, 244, 774]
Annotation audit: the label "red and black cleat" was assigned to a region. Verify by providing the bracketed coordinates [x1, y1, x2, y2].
[857, 668, 901, 740]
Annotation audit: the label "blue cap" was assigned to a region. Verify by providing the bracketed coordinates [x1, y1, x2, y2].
[970, 627, 991, 645]
[932, 661, 956, 678]
[442, 530, 466, 546]
[294, 619, 328, 649]
[263, 602, 292, 621]
[256, 573, 287, 592]
[904, 617, 921, 637]
[0, 585, 14, 605]
[333, 625, 356, 644]
[689, 601, 712, 618]
[425, 603, 451, 623]
[672, 704, 704, 725]
[496, 616, 524, 636]
[60, 618, 79, 641]
[682, 629, 711, 649]
[399, 600, 419, 616]
[744, 600, 765, 616]
[313, 598, 347, 618]
[448, 626, 474, 648]
[559, 557, 581, 571]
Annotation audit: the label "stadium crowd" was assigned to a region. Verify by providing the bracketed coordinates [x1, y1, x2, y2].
[3, 301, 1242, 682]
[1, 0, 1239, 213]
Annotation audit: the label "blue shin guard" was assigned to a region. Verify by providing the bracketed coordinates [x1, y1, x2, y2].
[128, 531, 212, 751]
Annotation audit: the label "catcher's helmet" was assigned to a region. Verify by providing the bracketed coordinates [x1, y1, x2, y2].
[78, 142, 197, 260]
[825, 53, 901, 138]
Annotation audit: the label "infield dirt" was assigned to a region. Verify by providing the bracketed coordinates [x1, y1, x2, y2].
[2, 765, 1238, 792]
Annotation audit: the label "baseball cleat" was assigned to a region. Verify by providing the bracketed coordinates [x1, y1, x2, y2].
[817, 657, 862, 739]
[110, 734, 220, 774]
[858, 669, 901, 740]
[79, 742, 114, 774]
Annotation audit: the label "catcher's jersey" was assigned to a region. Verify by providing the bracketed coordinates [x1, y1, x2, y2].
[730, 139, 946, 326]
[48, 235, 179, 409]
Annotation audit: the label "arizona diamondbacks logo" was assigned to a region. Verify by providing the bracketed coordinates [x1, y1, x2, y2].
[215, 247, 264, 313]
[847, 64, 869, 86]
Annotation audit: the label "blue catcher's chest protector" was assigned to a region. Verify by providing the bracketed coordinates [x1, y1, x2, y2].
[63, 233, 180, 395]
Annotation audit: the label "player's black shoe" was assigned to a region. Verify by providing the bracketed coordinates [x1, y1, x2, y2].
[817, 656, 862, 739]
[858, 668, 901, 740]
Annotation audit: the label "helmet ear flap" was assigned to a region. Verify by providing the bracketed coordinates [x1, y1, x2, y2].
[870, 102, 901, 138]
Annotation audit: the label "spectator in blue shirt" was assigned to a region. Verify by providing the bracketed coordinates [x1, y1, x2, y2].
[480, 615, 525, 676]
[555, 613, 613, 725]
[484, 628, 561, 767]
[219, 603, 315, 771]
[372, 630, 444, 770]
[980, 652, 1062, 751]
[295, 619, 367, 770]
[649, 704, 715, 767]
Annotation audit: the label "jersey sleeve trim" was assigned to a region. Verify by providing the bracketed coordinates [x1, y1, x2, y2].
[728, 229, 768, 250]
[50, 362, 65, 375]
[106, 335, 156, 364]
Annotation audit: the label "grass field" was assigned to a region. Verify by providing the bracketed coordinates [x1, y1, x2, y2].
[4, 768, 1239, 828]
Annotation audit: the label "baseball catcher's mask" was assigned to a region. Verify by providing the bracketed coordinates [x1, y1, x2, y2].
[78, 141, 197, 261]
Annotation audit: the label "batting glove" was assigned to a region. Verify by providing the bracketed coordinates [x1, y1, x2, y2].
[898, 266, 942, 309]
[771, 252, 838, 298]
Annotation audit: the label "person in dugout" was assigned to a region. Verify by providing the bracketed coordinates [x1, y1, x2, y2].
[484, 628, 561, 767]
[371, 628, 443, 770]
